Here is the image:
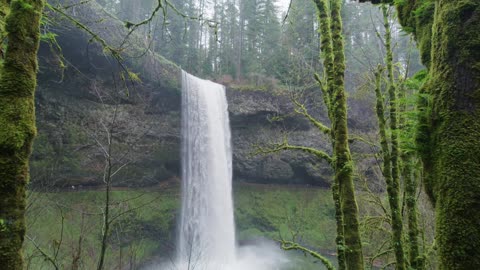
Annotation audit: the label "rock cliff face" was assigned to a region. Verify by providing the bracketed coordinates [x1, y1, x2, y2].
[33, 51, 334, 187]
[227, 89, 333, 186]
[31, 0, 375, 189]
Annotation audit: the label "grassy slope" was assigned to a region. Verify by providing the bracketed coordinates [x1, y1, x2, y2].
[234, 184, 335, 248]
[24, 183, 335, 269]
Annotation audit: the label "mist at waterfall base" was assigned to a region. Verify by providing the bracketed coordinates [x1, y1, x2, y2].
[146, 71, 289, 270]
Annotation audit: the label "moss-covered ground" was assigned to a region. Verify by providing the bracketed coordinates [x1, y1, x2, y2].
[24, 183, 336, 269]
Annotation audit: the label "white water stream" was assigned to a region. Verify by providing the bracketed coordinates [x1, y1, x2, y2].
[178, 70, 236, 269]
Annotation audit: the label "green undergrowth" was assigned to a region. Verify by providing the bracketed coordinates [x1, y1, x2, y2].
[234, 184, 335, 249]
[24, 186, 180, 269]
[24, 183, 335, 269]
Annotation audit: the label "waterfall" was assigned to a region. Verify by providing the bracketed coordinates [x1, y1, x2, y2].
[178, 70, 236, 268]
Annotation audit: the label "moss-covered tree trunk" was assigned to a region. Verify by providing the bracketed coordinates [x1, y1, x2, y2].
[0, 0, 44, 268]
[417, 2, 480, 268]
[329, 1, 364, 269]
[399, 77, 423, 269]
[403, 157, 422, 269]
[361, 0, 480, 268]
[397, 1, 480, 268]
[314, 1, 347, 269]
[313, 0, 364, 269]
[381, 5, 406, 269]
[374, 65, 407, 270]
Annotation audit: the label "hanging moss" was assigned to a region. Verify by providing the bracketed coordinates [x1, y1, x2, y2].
[0, 0, 44, 269]
[396, 0, 435, 67]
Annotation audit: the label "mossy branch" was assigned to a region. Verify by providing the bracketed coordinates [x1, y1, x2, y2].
[313, 0, 335, 109]
[278, 240, 336, 270]
[348, 135, 379, 148]
[252, 137, 332, 165]
[369, 247, 394, 268]
[290, 94, 331, 136]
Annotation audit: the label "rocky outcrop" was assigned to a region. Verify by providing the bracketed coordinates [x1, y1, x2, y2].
[227, 89, 333, 186]
[33, 57, 336, 188]
[33, 0, 184, 188]
[33, 59, 334, 187]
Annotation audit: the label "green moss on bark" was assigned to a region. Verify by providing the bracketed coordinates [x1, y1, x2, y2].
[313, 1, 348, 269]
[374, 67, 405, 269]
[312, 1, 365, 269]
[0, 0, 10, 42]
[421, 2, 480, 268]
[398, 0, 480, 268]
[0, 0, 44, 268]
[395, 0, 435, 67]
[330, 1, 364, 269]
[381, 5, 406, 269]
[361, 0, 480, 268]
[310, 1, 365, 269]
[403, 157, 423, 269]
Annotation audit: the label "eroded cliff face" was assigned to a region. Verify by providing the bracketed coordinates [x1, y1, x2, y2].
[33, 50, 334, 188]
[32, 46, 380, 188]
[227, 89, 334, 186]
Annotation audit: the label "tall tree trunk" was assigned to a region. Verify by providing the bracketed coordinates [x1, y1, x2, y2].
[399, 76, 422, 269]
[314, 1, 364, 269]
[403, 156, 422, 269]
[330, 1, 364, 269]
[418, 2, 480, 268]
[381, 5, 406, 270]
[314, 2, 346, 268]
[0, 0, 44, 269]
[398, 1, 480, 268]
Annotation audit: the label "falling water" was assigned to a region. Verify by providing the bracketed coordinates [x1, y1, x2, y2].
[178, 70, 236, 269]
